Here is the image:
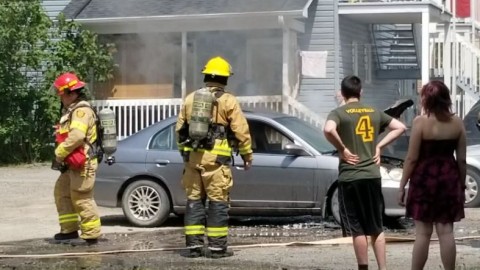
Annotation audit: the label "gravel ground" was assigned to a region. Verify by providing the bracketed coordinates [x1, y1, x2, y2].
[0, 164, 479, 269]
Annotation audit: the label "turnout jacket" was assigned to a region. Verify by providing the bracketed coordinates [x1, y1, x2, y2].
[55, 100, 98, 167]
[176, 85, 253, 162]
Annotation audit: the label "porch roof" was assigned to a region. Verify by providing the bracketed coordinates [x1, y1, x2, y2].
[338, 2, 452, 24]
[63, 0, 312, 33]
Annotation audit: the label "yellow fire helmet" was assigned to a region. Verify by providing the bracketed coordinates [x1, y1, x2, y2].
[202, 56, 233, 77]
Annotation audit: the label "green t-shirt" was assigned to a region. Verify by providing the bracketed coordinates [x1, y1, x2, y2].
[327, 102, 392, 182]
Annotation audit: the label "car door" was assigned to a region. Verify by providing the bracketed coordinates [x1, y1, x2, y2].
[145, 124, 186, 207]
[230, 119, 317, 209]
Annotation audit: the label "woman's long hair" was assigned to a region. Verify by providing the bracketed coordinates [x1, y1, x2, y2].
[421, 80, 454, 122]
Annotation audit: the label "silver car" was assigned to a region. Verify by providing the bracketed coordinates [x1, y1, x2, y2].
[464, 145, 480, 207]
[95, 109, 408, 227]
[462, 100, 480, 208]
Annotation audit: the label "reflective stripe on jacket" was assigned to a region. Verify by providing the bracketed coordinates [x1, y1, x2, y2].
[183, 139, 232, 157]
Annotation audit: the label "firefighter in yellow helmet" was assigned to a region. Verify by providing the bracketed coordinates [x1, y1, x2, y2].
[176, 56, 253, 258]
[51, 72, 101, 245]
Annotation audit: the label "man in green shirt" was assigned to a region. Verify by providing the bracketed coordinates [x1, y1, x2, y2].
[324, 75, 406, 270]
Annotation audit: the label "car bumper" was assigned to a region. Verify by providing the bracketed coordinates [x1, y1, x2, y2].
[382, 179, 406, 217]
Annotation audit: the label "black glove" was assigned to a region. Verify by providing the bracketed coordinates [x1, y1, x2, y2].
[51, 159, 68, 173]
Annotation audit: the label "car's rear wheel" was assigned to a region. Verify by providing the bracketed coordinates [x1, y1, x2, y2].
[121, 180, 171, 227]
[329, 186, 341, 224]
[465, 168, 480, 207]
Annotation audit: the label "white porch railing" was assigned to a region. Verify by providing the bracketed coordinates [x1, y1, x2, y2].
[339, 0, 451, 13]
[92, 95, 324, 140]
[92, 98, 183, 140]
[284, 96, 325, 128]
[340, 0, 440, 2]
[431, 33, 480, 116]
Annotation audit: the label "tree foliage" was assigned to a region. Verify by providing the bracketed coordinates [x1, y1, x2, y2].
[0, 1, 116, 164]
[44, 12, 116, 90]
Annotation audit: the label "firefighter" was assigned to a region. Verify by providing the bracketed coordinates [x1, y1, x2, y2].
[51, 72, 101, 245]
[176, 56, 253, 258]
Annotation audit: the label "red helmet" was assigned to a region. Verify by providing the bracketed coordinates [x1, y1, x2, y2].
[52, 73, 86, 95]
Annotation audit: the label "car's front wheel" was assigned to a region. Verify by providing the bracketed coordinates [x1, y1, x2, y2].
[121, 180, 171, 227]
[465, 167, 480, 207]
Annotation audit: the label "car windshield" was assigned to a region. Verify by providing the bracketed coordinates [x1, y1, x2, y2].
[274, 117, 335, 154]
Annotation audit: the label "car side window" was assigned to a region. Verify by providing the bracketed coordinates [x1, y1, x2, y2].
[248, 120, 293, 154]
[149, 125, 177, 150]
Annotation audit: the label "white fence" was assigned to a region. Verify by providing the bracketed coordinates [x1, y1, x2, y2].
[93, 86, 475, 140]
[92, 95, 323, 140]
[93, 98, 182, 140]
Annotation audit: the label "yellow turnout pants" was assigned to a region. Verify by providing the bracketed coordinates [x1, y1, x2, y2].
[54, 159, 101, 239]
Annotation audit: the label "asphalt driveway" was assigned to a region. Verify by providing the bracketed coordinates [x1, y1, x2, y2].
[1, 164, 479, 270]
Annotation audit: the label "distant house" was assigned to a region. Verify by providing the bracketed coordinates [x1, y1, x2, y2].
[56, 0, 479, 139]
[42, 0, 71, 20]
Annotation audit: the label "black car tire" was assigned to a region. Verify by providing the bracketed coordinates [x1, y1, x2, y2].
[121, 180, 171, 227]
[329, 184, 391, 226]
[465, 167, 480, 208]
[329, 186, 341, 224]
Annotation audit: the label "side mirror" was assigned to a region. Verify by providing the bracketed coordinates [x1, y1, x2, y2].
[284, 143, 311, 156]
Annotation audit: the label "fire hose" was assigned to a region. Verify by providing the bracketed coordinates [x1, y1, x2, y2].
[1, 235, 479, 259]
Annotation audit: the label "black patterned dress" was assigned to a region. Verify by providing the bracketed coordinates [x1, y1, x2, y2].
[406, 139, 465, 223]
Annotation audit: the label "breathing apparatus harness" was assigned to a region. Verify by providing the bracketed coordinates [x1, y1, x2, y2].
[178, 87, 239, 163]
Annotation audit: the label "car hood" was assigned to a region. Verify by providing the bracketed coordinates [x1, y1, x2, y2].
[383, 99, 414, 118]
[467, 144, 480, 155]
[379, 99, 414, 135]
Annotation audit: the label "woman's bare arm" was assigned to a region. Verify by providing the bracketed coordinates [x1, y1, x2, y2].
[399, 116, 423, 190]
[456, 117, 467, 188]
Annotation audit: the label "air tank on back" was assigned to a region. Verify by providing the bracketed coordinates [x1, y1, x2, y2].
[99, 108, 117, 165]
[189, 87, 214, 147]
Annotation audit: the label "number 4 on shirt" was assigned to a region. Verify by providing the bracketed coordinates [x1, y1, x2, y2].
[355, 115, 374, 142]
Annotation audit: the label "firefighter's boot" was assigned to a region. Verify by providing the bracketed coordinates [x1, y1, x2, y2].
[206, 201, 231, 257]
[185, 247, 206, 258]
[54, 231, 79, 241]
[68, 237, 99, 246]
[184, 200, 206, 251]
[205, 248, 234, 259]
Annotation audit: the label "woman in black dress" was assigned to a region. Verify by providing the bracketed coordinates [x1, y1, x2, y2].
[398, 80, 466, 270]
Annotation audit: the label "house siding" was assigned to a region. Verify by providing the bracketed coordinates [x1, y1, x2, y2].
[339, 17, 399, 111]
[297, 3, 400, 120]
[41, 0, 71, 20]
[297, 0, 337, 117]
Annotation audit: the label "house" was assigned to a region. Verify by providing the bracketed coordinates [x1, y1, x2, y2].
[49, 0, 479, 139]
[42, 0, 71, 20]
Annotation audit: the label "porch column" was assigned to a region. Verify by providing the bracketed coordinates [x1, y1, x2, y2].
[472, 0, 476, 46]
[443, 21, 452, 93]
[281, 16, 291, 114]
[452, 0, 458, 113]
[421, 12, 430, 87]
[181, 31, 187, 99]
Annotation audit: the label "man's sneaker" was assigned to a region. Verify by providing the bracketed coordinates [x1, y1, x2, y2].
[54, 231, 79, 241]
[205, 249, 234, 259]
[185, 247, 204, 258]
